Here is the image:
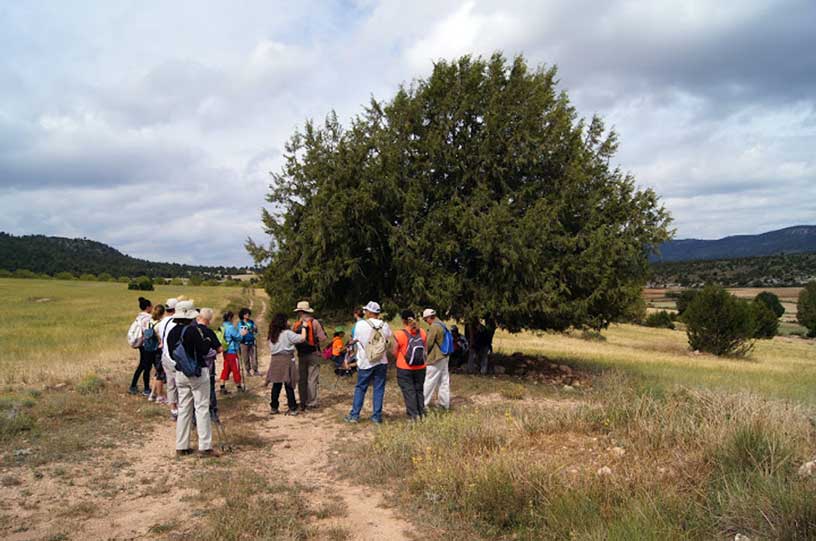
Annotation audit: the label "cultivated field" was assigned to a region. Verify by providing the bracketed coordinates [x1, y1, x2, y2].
[1, 278, 815, 540]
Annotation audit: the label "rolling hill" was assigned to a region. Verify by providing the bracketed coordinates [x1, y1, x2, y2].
[0, 232, 249, 278]
[652, 225, 816, 263]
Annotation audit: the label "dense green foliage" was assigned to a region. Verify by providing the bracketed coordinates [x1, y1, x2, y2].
[754, 291, 785, 318]
[127, 276, 154, 291]
[684, 285, 755, 356]
[650, 252, 816, 287]
[249, 54, 671, 330]
[672, 289, 699, 316]
[797, 282, 816, 338]
[644, 310, 675, 329]
[0, 232, 247, 278]
[750, 299, 779, 339]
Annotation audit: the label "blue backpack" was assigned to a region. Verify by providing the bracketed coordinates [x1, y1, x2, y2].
[143, 323, 159, 353]
[172, 325, 202, 378]
[436, 322, 454, 356]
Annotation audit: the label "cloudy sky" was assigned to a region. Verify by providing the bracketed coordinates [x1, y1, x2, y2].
[1, 1, 814, 266]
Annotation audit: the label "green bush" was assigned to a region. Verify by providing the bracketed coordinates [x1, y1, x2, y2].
[13, 269, 36, 279]
[54, 271, 76, 281]
[188, 274, 203, 286]
[675, 289, 699, 317]
[79, 273, 96, 281]
[169, 278, 184, 286]
[751, 300, 779, 339]
[97, 272, 114, 282]
[797, 282, 816, 338]
[0, 269, 12, 277]
[644, 310, 675, 329]
[127, 276, 154, 291]
[117, 276, 130, 283]
[755, 291, 785, 318]
[684, 285, 755, 356]
[76, 374, 106, 395]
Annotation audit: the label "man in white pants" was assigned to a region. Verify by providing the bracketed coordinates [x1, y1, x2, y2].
[422, 309, 451, 410]
[166, 300, 219, 457]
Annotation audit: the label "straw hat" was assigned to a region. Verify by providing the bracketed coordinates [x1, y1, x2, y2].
[294, 300, 314, 313]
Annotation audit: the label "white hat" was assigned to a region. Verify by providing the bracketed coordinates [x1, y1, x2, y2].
[166, 298, 178, 310]
[294, 300, 314, 313]
[363, 301, 381, 314]
[422, 308, 436, 319]
[174, 299, 199, 319]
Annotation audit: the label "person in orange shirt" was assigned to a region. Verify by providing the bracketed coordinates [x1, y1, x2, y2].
[394, 309, 427, 420]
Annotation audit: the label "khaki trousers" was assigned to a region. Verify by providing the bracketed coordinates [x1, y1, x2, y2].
[240, 343, 258, 373]
[162, 356, 178, 405]
[298, 352, 321, 408]
[175, 367, 212, 451]
[424, 356, 450, 409]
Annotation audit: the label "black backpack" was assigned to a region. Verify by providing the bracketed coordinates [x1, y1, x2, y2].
[402, 330, 426, 367]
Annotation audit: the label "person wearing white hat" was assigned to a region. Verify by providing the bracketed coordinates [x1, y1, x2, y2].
[291, 301, 328, 411]
[165, 299, 219, 457]
[422, 308, 451, 410]
[156, 297, 180, 418]
[344, 301, 393, 423]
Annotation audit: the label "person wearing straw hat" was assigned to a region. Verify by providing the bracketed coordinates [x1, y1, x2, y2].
[291, 301, 328, 411]
[165, 299, 219, 457]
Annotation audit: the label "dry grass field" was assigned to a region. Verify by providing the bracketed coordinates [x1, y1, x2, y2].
[1, 278, 815, 540]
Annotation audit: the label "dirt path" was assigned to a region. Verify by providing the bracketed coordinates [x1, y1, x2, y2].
[2, 293, 413, 541]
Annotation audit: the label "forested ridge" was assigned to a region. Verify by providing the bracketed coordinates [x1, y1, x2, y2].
[0, 232, 248, 278]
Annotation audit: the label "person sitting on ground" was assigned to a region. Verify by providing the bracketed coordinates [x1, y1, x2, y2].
[331, 326, 345, 363]
[345, 301, 393, 424]
[422, 308, 451, 411]
[219, 311, 246, 394]
[449, 325, 469, 370]
[292, 301, 328, 411]
[265, 312, 307, 415]
[129, 297, 153, 396]
[148, 304, 167, 403]
[238, 308, 259, 376]
[157, 297, 180, 419]
[395, 309, 427, 421]
[166, 300, 219, 457]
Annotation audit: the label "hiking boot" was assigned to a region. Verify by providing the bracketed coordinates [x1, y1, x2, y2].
[176, 449, 193, 457]
[170, 409, 178, 421]
[128, 386, 138, 395]
[198, 449, 221, 458]
[270, 408, 281, 415]
[285, 409, 299, 416]
[343, 415, 359, 424]
[142, 389, 151, 397]
[370, 418, 382, 425]
[220, 386, 231, 395]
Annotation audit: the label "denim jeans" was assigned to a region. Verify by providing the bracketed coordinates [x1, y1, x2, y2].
[349, 363, 387, 421]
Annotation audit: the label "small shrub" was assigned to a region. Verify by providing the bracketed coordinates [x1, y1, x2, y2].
[169, 278, 184, 286]
[117, 276, 130, 283]
[0, 409, 35, 440]
[54, 272, 76, 281]
[499, 383, 526, 400]
[97, 272, 114, 282]
[684, 285, 755, 356]
[76, 374, 105, 395]
[644, 310, 675, 329]
[78, 273, 96, 281]
[797, 281, 816, 338]
[755, 291, 785, 318]
[0, 268, 11, 277]
[675, 289, 699, 316]
[751, 300, 779, 339]
[128, 276, 154, 291]
[13, 269, 37, 279]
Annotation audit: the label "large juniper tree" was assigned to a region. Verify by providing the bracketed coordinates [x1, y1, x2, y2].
[248, 54, 672, 331]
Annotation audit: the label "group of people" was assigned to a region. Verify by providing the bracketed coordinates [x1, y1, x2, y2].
[128, 295, 489, 456]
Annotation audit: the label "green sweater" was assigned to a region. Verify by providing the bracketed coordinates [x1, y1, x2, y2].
[425, 321, 447, 364]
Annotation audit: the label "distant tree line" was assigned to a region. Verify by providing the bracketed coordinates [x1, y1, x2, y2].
[649, 253, 816, 288]
[0, 232, 253, 279]
[0, 268, 252, 288]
